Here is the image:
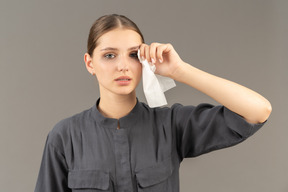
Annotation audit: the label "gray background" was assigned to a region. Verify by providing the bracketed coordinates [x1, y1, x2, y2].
[1, 0, 287, 191]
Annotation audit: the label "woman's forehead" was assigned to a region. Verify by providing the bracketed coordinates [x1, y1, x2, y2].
[96, 29, 142, 50]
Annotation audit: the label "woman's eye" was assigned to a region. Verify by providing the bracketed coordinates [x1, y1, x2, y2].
[130, 52, 138, 59]
[104, 53, 115, 59]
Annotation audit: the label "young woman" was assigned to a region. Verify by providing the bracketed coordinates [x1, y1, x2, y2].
[35, 14, 272, 192]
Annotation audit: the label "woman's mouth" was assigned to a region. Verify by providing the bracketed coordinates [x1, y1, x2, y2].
[115, 76, 132, 85]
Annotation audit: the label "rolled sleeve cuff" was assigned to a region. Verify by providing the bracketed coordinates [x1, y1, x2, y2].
[224, 107, 266, 138]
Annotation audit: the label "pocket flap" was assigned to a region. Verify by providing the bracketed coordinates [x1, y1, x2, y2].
[68, 170, 109, 190]
[136, 157, 173, 188]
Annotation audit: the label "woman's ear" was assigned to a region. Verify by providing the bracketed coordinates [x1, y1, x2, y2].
[84, 53, 94, 75]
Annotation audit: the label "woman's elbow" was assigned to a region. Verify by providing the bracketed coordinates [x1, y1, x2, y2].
[261, 101, 272, 123]
[255, 100, 272, 124]
[245, 100, 272, 124]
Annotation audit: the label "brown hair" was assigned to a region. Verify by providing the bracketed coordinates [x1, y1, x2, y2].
[87, 14, 144, 57]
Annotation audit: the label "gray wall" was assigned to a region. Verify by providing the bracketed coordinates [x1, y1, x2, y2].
[1, 0, 287, 191]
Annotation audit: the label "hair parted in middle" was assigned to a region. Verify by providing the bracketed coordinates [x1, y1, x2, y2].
[87, 14, 145, 57]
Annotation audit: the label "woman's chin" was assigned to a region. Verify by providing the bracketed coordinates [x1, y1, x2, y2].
[116, 90, 135, 96]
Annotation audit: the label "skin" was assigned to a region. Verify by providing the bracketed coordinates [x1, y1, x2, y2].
[84, 29, 142, 120]
[85, 28, 272, 126]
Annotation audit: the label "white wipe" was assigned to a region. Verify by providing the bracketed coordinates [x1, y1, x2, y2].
[138, 50, 176, 108]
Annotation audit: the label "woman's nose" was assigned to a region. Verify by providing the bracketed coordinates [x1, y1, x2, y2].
[117, 56, 129, 72]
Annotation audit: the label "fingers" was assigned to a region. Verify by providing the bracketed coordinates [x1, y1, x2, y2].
[139, 43, 171, 64]
[156, 44, 170, 63]
[149, 42, 160, 64]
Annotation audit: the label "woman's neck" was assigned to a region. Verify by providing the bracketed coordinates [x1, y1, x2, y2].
[98, 92, 137, 119]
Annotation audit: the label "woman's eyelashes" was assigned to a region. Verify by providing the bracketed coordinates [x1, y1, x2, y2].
[104, 53, 116, 59]
[103, 52, 138, 60]
[130, 52, 138, 59]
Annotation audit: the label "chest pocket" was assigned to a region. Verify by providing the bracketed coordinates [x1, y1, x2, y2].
[68, 170, 112, 192]
[135, 157, 173, 192]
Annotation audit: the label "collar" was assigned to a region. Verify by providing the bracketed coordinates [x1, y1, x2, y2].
[90, 98, 142, 129]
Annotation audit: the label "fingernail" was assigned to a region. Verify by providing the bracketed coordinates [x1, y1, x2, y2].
[151, 58, 156, 64]
[159, 59, 163, 63]
[141, 56, 145, 61]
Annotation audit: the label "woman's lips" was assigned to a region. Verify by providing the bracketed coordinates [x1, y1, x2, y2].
[115, 76, 132, 85]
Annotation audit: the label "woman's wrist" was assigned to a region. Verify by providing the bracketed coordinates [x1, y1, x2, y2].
[168, 61, 191, 81]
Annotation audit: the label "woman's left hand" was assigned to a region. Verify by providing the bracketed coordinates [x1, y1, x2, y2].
[138, 43, 184, 78]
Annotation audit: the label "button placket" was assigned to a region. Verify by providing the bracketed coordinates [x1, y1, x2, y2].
[113, 129, 133, 192]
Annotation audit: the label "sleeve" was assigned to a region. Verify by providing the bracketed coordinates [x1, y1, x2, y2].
[171, 103, 265, 160]
[34, 134, 71, 192]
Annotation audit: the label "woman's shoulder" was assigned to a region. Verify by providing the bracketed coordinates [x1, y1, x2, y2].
[138, 101, 200, 113]
[47, 106, 94, 145]
[138, 101, 195, 120]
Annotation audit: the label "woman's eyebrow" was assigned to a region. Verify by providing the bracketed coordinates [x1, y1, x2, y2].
[100, 45, 140, 52]
[128, 45, 141, 51]
[100, 47, 118, 51]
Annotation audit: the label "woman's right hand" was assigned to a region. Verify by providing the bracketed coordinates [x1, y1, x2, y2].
[138, 43, 185, 79]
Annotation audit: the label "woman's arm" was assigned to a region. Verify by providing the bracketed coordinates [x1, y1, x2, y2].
[171, 62, 271, 124]
[35, 135, 70, 192]
[139, 43, 272, 124]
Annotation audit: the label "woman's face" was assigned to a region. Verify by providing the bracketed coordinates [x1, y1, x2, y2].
[89, 29, 142, 97]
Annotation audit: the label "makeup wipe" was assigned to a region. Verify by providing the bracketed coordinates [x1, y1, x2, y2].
[138, 50, 176, 108]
